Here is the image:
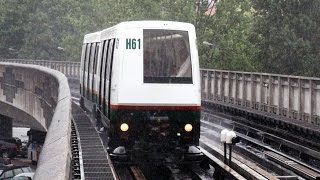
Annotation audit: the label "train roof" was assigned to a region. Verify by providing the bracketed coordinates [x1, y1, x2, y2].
[83, 31, 101, 43]
[112, 21, 195, 29]
[83, 21, 195, 43]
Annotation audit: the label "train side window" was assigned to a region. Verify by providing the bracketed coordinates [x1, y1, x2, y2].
[13, 168, 23, 175]
[106, 39, 115, 80]
[21, 167, 31, 173]
[97, 41, 104, 76]
[85, 43, 91, 72]
[89, 43, 96, 74]
[80, 44, 87, 70]
[4, 170, 13, 178]
[94, 42, 100, 74]
[101, 40, 109, 80]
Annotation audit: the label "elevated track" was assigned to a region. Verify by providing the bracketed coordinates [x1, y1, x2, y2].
[1, 59, 320, 179]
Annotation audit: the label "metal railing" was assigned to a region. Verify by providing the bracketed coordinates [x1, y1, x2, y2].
[200, 69, 320, 125]
[0, 59, 80, 78]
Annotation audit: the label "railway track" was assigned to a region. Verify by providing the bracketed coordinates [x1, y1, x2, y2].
[72, 100, 116, 179]
[201, 110, 320, 180]
[71, 120, 82, 180]
[203, 108, 320, 168]
[113, 162, 214, 180]
[201, 112, 320, 169]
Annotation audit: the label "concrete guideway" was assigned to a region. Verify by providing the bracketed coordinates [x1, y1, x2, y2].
[0, 62, 72, 180]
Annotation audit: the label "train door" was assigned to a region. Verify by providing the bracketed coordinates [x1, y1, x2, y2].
[87, 43, 96, 101]
[96, 42, 104, 105]
[92, 43, 99, 102]
[84, 43, 91, 98]
[80, 44, 87, 96]
[99, 40, 109, 111]
[104, 39, 115, 118]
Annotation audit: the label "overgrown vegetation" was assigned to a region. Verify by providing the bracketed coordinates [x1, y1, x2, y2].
[0, 0, 319, 77]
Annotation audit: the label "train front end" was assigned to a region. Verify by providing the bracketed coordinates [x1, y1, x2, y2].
[109, 22, 202, 163]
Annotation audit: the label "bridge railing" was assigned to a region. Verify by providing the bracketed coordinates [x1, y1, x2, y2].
[201, 69, 320, 126]
[0, 59, 80, 78]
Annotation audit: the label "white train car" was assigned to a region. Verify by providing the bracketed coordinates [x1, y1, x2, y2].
[80, 21, 202, 162]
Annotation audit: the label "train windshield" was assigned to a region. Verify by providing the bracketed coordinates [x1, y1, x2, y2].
[143, 29, 192, 84]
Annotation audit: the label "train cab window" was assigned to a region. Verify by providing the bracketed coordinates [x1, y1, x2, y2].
[143, 29, 192, 84]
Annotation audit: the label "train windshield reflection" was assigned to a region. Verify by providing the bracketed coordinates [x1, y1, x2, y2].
[143, 29, 192, 84]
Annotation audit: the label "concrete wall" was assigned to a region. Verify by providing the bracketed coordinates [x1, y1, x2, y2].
[201, 69, 320, 125]
[0, 62, 72, 180]
[0, 59, 80, 78]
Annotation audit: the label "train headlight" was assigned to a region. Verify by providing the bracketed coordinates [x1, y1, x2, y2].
[184, 124, 193, 132]
[120, 123, 129, 132]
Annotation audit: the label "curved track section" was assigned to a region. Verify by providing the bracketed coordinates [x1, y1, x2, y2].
[72, 101, 116, 179]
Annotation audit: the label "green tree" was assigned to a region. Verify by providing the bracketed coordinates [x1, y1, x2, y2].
[251, 0, 320, 77]
[18, 0, 77, 60]
[0, 0, 28, 58]
[65, 0, 198, 61]
[197, 0, 258, 71]
[1, 0, 199, 61]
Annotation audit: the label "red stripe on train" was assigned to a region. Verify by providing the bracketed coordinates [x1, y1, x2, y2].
[110, 105, 202, 110]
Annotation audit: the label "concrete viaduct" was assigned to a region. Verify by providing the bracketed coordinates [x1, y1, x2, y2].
[0, 59, 319, 180]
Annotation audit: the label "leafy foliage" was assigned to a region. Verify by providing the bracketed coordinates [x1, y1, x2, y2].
[197, 0, 258, 72]
[0, 0, 320, 77]
[0, 0, 28, 58]
[251, 0, 320, 76]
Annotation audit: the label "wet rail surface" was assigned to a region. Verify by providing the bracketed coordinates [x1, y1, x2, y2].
[201, 109, 320, 180]
[201, 109, 320, 169]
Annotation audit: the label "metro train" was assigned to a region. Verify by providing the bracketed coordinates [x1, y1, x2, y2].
[79, 21, 202, 162]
